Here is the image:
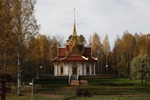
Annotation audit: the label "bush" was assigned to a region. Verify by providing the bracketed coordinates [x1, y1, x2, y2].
[76, 88, 92, 97]
[98, 82, 133, 86]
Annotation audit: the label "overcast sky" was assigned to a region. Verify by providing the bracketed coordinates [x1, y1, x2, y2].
[35, 0, 150, 48]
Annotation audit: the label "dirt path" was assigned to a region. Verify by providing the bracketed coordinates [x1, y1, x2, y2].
[39, 94, 67, 99]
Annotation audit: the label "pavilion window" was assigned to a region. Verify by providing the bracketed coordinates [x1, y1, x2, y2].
[60, 66, 63, 75]
[86, 65, 90, 74]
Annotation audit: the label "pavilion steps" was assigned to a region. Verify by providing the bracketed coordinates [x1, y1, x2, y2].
[71, 75, 78, 80]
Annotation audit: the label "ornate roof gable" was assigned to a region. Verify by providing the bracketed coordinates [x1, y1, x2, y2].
[67, 8, 84, 56]
[51, 8, 97, 62]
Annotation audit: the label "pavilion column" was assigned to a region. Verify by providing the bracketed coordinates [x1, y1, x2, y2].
[67, 66, 69, 75]
[94, 64, 96, 75]
[84, 64, 86, 75]
[57, 64, 60, 75]
[82, 63, 84, 75]
[90, 65, 92, 75]
[54, 64, 57, 75]
[63, 63, 65, 75]
[56, 64, 57, 75]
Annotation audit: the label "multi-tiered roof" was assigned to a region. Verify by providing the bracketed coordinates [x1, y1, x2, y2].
[52, 9, 97, 62]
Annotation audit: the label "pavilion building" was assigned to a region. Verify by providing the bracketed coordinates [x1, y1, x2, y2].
[52, 15, 97, 76]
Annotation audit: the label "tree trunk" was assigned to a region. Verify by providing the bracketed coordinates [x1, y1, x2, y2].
[141, 78, 144, 86]
[17, 52, 22, 96]
[101, 59, 103, 74]
[4, 49, 7, 74]
[144, 79, 147, 86]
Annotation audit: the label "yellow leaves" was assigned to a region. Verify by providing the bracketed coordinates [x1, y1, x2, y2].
[38, 35, 50, 59]
[121, 32, 135, 52]
[136, 34, 150, 56]
[103, 34, 110, 55]
[28, 34, 50, 61]
[90, 33, 101, 57]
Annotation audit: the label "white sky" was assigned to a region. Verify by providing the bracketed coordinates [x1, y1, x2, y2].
[35, 0, 150, 48]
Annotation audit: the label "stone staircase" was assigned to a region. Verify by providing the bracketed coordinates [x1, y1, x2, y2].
[68, 74, 88, 86]
[71, 75, 78, 80]
[68, 74, 79, 85]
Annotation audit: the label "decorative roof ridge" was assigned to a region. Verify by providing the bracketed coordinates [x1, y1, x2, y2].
[51, 57, 59, 62]
[84, 46, 92, 48]
[60, 56, 68, 61]
[58, 47, 65, 49]
[91, 56, 98, 60]
[65, 44, 75, 56]
[82, 56, 88, 60]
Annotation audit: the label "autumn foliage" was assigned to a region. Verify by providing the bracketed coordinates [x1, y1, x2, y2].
[0, 1, 150, 84]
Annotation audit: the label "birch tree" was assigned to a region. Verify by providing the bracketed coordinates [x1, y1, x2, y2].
[112, 36, 122, 76]
[0, 0, 16, 74]
[131, 55, 150, 85]
[103, 34, 110, 74]
[12, 0, 39, 96]
[89, 33, 101, 74]
[120, 32, 135, 77]
[135, 34, 150, 56]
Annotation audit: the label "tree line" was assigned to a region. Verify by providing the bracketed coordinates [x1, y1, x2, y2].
[0, 0, 39, 95]
[1, 0, 150, 95]
[90, 32, 150, 78]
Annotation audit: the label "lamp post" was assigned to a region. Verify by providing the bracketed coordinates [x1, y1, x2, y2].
[40, 66, 42, 78]
[31, 79, 34, 100]
[36, 65, 39, 79]
[31, 64, 34, 100]
[97, 50, 100, 75]
[100, 45, 103, 74]
[105, 65, 108, 74]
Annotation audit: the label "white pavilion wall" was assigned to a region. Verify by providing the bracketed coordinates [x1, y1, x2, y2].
[53, 61, 96, 76]
[63, 63, 68, 75]
[66, 62, 71, 75]
[78, 62, 82, 75]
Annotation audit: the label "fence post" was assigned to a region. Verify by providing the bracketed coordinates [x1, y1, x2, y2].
[1, 75, 6, 100]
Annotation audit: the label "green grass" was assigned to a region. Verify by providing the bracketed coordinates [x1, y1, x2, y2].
[7, 94, 59, 100]
[88, 78, 141, 85]
[34, 78, 68, 86]
[65, 95, 150, 100]
[7, 94, 150, 100]
[6, 78, 150, 100]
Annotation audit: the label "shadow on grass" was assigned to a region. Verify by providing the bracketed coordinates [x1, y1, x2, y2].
[63, 95, 77, 100]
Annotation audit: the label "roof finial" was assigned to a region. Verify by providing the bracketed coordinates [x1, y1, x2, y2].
[72, 7, 77, 36]
[74, 7, 75, 21]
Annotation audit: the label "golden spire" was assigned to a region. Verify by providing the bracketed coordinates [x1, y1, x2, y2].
[72, 7, 77, 37]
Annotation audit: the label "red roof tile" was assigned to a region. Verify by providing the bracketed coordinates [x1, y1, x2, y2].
[58, 48, 65, 57]
[52, 56, 97, 62]
[61, 56, 87, 61]
[52, 45, 97, 62]
[65, 45, 70, 52]
[83, 47, 91, 56]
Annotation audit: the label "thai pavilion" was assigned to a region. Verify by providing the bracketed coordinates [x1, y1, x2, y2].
[52, 16, 97, 76]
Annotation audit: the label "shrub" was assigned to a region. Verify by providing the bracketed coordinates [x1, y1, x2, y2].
[76, 88, 92, 97]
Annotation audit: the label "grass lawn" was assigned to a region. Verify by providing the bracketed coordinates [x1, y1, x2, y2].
[6, 78, 150, 100]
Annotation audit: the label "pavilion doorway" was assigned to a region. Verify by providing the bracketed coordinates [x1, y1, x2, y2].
[72, 63, 78, 75]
